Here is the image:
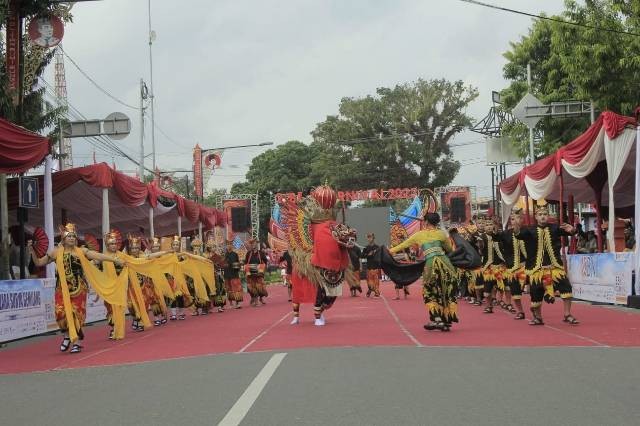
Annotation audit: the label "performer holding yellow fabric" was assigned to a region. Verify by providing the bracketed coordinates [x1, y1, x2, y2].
[514, 205, 579, 325]
[29, 223, 126, 353]
[184, 237, 211, 315]
[390, 213, 458, 332]
[101, 230, 137, 339]
[167, 236, 193, 320]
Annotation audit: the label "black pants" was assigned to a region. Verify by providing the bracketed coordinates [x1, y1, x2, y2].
[314, 286, 336, 311]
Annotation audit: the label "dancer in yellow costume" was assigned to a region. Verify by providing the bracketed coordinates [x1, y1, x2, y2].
[28, 223, 125, 353]
[390, 212, 459, 332]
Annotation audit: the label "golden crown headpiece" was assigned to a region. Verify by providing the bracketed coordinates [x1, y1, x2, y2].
[59, 223, 77, 238]
[128, 234, 141, 248]
[173, 235, 181, 243]
[105, 231, 118, 244]
[536, 203, 549, 213]
[152, 237, 161, 246]
[191, 236, 203, 247]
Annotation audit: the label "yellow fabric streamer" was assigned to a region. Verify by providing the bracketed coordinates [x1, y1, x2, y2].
[118, 252, 152, 328]
[125, 254, 177, 300]
[55, 247, 128, 342]
[171, 257, 191, 297]
[55, 250, 79, 343]
[181, 256, 216, 301]
[100, 260, 128, 340]
[127, 268, 152, 328]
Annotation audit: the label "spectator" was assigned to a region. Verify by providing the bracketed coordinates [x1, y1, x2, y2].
[585, 231, 598, 253]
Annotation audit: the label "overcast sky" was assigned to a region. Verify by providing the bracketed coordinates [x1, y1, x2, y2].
[43, 0, 566, 197]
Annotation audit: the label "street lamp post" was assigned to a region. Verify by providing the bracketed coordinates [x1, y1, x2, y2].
[198, 142, 273, 202]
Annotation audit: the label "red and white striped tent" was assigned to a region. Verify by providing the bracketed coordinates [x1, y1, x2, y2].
[499, 111, 638, 252]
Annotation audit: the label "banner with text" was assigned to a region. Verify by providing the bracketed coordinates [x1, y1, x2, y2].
[0, 279, 47, 342]
[1, 278, 108, 343]
[566, 253, 633, 304]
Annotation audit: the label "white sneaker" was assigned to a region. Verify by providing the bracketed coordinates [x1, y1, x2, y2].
[320, 314, 326, 324]
[314, 317, 325, 326]
[290, 317, 300, 325]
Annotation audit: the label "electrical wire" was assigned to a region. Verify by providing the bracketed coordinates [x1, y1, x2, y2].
[457, 0, 640, 37]
[59, 46, 141, 110]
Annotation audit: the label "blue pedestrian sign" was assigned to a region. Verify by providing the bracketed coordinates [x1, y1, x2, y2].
[19, 177, 39, 208]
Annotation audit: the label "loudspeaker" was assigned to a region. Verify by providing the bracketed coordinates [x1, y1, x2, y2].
[231, 207, 249, 232]
[627, 295, 640, 309]
[450, 197, 466, 223]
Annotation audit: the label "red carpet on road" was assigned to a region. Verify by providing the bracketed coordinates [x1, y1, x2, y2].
[1, 281, 639, 374]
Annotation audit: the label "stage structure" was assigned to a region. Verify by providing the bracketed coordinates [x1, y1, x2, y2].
[216, 193, 259, 244]
[434, 186, 477, 227]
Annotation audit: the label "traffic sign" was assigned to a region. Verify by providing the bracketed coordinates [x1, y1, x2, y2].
[512, 93, 544, 128]
[103, 112, 131, 140]
[19, 176, 39, 208]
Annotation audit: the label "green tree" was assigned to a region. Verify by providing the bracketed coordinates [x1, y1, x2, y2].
[500, 0, 640, 157]
[310, 78, 478, 190]
[0, 1, 71, 279]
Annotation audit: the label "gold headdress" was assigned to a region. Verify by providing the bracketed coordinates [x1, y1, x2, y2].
[128, 233, 141, 249]
[105, 231, 118, 244]
[59, 223, 77, 238]
[191, 236, 203, 247]
[536, 203, 549, 213]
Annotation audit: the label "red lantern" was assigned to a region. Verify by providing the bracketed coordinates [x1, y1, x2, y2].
[312, 184, 337, 210]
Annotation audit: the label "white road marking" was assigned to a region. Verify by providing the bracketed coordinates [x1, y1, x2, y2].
[218, 352, 287, 426]
[381, 294, 424, 348]
[237, 311, 292, 353]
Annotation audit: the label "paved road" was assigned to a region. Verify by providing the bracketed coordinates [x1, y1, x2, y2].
[2, 283, 640, 425]
[2, 346, 640, 425]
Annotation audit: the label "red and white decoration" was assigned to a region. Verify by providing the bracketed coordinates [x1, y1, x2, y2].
[499, 111, 637, 253]
[312, 184, 338, 210]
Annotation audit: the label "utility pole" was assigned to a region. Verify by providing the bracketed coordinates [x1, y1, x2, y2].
[527, 63, 535, 164]
[148, 0, 157, 170]
[139, 79, 147, 180]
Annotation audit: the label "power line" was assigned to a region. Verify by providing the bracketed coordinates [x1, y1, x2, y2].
[41, 79, 158, 175]
[458, 0, 640, 37]
[59, 46, 141, 110]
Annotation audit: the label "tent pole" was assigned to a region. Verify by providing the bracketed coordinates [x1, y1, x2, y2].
[177, 216, 182, 237]
[0, 174, 9, 279]
[559, 170, 567, 268]
[102, 188, 110, 251]
[568, 194, 576, 254]
[198, 221, 203, 242]
[594, 188, 604, 253]
[44, 155, 55, 279]
[149, 207, 154, 239]
[634, 123, 640, 292]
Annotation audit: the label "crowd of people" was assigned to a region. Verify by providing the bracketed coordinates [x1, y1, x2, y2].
[27, 226, 273, 354]
[386, 204, 580, 332]
[24, 200, 593, 354]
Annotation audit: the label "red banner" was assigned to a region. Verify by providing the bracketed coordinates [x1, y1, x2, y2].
[275, 188, 419, 204]
[6, 1, 20, 104]
[193, 144, 202, 199]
